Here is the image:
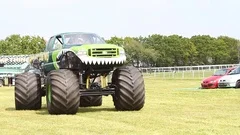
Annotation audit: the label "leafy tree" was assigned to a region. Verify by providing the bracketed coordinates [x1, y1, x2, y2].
[4, 35, 22, 55]
[0, 40, 7, 54]
[0, 35, 46, 55]
[211, 38, 229, 64]
[217, 36, 239, 64]
[141, 48, 158, 67]
[123, 37, 144, 66]
[144, 34, 168, 66]
[190, 35, 215, 65]
[105, 36, 124, 46]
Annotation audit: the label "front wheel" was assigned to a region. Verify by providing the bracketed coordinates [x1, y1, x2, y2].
[235, 80, 240, 88]
[112, 66, 145, 111]
[46, 69, 79, 114]
[15, 72, 42, 110]
[0, 79, 3, 87]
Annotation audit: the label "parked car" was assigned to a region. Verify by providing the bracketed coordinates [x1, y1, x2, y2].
[218, 66, 240, 88]
[201, 67, 235, 89]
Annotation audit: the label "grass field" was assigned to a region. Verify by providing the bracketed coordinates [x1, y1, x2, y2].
[0, 77, 240, 135]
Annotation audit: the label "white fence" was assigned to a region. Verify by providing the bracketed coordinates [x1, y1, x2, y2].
[140, 64, 239, 79]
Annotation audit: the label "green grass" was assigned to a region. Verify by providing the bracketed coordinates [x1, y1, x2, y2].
[1, 77, 240, 135]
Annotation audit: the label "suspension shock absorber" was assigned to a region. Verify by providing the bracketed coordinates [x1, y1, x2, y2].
[86, 75, 90, 89]
[100, 75, 104, 88]
[79, 73, 83, 89]
[100, 74, 108, 88]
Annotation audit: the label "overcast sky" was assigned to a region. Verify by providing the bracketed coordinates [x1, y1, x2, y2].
[0, 0, 239, 40]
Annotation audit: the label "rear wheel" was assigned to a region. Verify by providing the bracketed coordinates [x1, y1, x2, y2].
[112, 66, 145, 111]
[80, 96, 102, 107]
[0, 79, 3, 87]
[15, 72, 42, 110]
[46, 69, 79, 114]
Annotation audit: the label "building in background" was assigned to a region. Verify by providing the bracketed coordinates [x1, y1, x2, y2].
[0, 55, 29, 86]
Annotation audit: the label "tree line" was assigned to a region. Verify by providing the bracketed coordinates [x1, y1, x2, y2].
[106, 35, 240, 67]
[0, 34, 239, 67]
[0, 35, 45, 55]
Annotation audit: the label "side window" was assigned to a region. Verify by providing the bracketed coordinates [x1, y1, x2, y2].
[237, 68, 240, 73]
[93, 37, 100, 43]
[92, 35, 105, 44]
[52, 36, 63, 50]
[46, 37, 55, 51]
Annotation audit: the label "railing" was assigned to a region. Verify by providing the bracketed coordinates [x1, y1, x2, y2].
[140, 64, 239, 79]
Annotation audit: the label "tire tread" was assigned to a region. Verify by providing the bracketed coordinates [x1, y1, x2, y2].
[112, 66, 145, 111]
[47, 69, 79, 114]
[15, 72, 42, 110]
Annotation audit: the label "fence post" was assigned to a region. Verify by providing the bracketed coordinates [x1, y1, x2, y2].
[192, 70, 194, 78]
[182, 71, 184, 79]
[202, 70, 205, 78]
[163, 70, 165, 79]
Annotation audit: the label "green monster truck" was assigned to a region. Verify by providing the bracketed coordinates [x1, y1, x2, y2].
[14, 32, 145, 114]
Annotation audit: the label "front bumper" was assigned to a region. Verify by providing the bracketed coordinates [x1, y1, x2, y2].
[78, 55, 126, 65]
[201, 83, 217, 89]
[218, 81, 236, 88]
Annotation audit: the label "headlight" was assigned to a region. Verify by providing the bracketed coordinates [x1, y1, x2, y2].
[119, 50, 125, 56]
[77, 50, 87, 56]
[209, 80, 216, 83]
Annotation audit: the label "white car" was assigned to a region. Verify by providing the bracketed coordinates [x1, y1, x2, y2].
[218, 67, 240, 88]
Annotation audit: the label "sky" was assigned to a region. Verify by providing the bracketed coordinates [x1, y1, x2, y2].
[0, 0, 239, 40]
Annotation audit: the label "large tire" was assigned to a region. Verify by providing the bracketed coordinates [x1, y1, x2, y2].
[112, 66, 145, 111]
[15, 72, 42, 110]
[0, 79, 3, 87]
[80, 96, 102, 107]
[46, 69, 79, 114]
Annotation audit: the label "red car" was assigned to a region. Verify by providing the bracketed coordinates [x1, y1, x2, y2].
[201, 67, 235, 89]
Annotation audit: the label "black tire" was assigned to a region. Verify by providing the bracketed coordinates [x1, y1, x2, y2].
[0, 79, 3, 87]
[112, 65, 145, 111]
[80, 96, 102, 107]
[15, 72, 42, 110]
[236, 80, 240, 88]
[46, 69, 79, 114]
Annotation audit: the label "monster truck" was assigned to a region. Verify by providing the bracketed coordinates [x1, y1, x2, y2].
[14, 32, 145, 114]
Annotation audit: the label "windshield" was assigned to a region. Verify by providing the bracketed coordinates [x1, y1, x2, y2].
[64, 33, 105, 45]
[229, 67, 240, 75]
[213, 69, 228, 76]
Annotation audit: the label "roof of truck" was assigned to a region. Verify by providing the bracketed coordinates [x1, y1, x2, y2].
[52, 32, 96, 37]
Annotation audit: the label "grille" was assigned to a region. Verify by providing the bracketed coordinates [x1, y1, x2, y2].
[218, 83, 227, 87]
[89, 48, 118, 57]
